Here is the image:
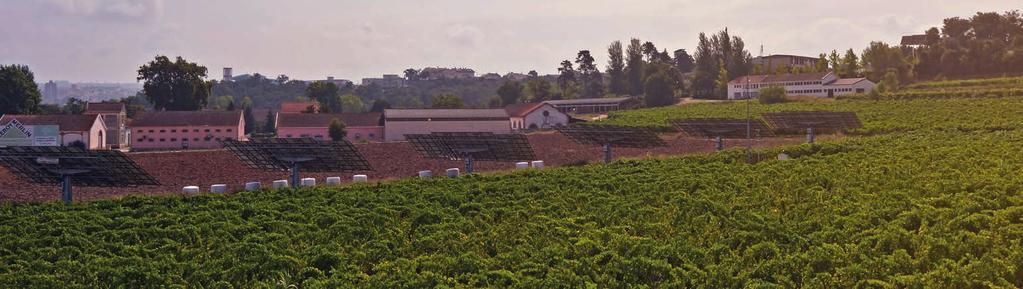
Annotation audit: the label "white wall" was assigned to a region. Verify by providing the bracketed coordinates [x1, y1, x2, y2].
[521, 106, 568, 130]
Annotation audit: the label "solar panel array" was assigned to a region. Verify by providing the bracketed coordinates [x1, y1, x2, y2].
[405, 132, 535, 162]
[556, 124, 666, 148]
[671, 118, 775, 138]
[222, 138, 372, 172]
[762, 111, 862, 134]
[0, 146, 159, 187]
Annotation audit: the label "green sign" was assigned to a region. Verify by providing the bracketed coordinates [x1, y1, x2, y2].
[0, 119, 60, 147]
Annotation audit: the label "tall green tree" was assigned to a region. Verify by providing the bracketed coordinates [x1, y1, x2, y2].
[828, 50, 841, 71]
[403, 68, 419, 81]
[625, 38, 646, 95]
[575, 50, 604, 98]
[715, 59, 730, 98]
[263, 110, 276, 134]
[606, 41, 627, 95]
[877, 68, 901, 93]
[63, 98, 86, 115]
[328, 119, 347, 141]
[243, 106, 255, 134]
[815, 54, 830, 72]
[137, 56, 213, 111]
[556, 60, 577, 99]
[673, 49, 695, 74]
[840, 49, 861, 78]
[861, 41, 911, 82]
[340, 94, 366, 113]
[526, 79, 553, 102]
[643, 72, 674, 107]
[0, 64, 43, 115]
[497, 81, 525, 106]
[307, 81, 342, 113]
[431, 94, 465, 109]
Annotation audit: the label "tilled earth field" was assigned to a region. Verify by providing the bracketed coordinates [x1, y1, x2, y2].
[0, 133, 803, 203]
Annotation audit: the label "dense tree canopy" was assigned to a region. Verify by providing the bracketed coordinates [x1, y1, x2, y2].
[497, 81, 525, 106]
[606, 41, 627, 95]
[431, 94, 465, 109]
[912, 11, 1023, 79]
[137, 56, 213, 111]
[307, 81, 342, 113]
[0, 64, 42, 115]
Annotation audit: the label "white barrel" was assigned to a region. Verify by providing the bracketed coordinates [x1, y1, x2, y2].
[182, 186, 200, 194]
[300, 178, 316, 187]
[515, 162, 529, 169]
[419, 170, 433, 178]
[353, 175, 368, 183]
[778, 153, 790, 161]
[272, 180, 289, 189]
[531, 160, 545, 169]
[446, 168, 460, 178]
[326, 177, 342, 185]
[244, 182, 261, 191]
[210, 184, 228, 193]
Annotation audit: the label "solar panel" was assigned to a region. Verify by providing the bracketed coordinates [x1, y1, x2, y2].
[405, 132, 535, 162]
[762, 111, 862, 134]
[222, 138, 372, 172]
[556, 124, 666, 148]
[556, 124, 666, 163]
[671, 118, 774, 138]
[0, 146, 159, 204]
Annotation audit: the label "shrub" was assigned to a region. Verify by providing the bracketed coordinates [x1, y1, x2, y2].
[758, 85, 787, 104]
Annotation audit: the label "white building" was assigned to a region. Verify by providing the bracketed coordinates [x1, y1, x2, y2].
[382, 109, 511, 141]
[504, 103, 569, 130]
[728, 72, 876, 100]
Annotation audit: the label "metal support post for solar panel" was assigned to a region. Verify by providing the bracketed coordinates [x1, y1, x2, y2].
[48, 168, 90, 205]
[715, 136, 725, 151]
[603, 143, 612, 164]
[277, 156, 315, 188]
[465, 155, 475, 174]
[806, 127, 815, 144]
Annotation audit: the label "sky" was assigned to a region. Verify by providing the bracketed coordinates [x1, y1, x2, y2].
[0, 0, 1018, 83]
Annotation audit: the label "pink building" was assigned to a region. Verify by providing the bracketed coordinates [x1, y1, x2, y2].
[129, 111, 245, 151]
[0, 114, 107, 149]
[280, 101, 320, 113]
[276, 112, 384, 142]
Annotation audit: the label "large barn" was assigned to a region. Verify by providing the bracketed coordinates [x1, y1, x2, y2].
[728, 72, 876, 100]
[276, 112, 384, 142]
[383, 109, 511, 141]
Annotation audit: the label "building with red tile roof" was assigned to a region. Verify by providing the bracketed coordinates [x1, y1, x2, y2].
[728, 72, 876, 99]
[276, 112, 384, 142]
[129, 111, 245, 151]
[504, 103, 569, 130]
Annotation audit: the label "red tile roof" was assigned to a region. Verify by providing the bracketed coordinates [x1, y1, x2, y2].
[276, 113, 383, 128]
[504, 103, 547, 117]
[84, 102, 125, 114]
[0, 114, 103, 132]
[130, 111, 242, 127]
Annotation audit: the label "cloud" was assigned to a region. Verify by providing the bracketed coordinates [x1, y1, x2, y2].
[445, 24, 483, 47]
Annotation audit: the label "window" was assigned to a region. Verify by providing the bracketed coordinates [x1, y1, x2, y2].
[137, 130, 143, 133]
[160, 130, 166, 133]
[159, 138, 165, 142]
[226, 129, 232, 132]
[171, 129, 176, 133]
[193, 129, 199, 132]
[286, 134, 292, 138]
[215, 129, 221, 132]
[137, 138, 144, 142]
[148, 130, 154, 133]
[170, 138, 177, 142]
[204, 129, 210, 132]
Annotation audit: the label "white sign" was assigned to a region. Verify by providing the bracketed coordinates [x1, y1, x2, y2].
[0, 119, 60, 147]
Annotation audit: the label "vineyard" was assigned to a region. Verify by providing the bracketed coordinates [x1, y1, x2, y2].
[3, 93, 1023, 287]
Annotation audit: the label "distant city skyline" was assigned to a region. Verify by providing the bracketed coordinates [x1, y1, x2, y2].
[1, 0, 1018, 83]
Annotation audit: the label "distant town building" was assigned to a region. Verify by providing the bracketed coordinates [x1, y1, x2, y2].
[504, 103, 569, 130]
[320, 76, 353, 88]
[276, 112, 384, 142]
[223, 67, 233, 81]
[544, 97, 640, 114]
[0, 114, 107, 149]
[129, 111, 245, 151]
[728, 72, 876, 99]
[382, 109, 511, 141]
[361, 74, 405, 88]
[420, 67, 475, 80]
[84, 102, 129, 149]
[43, 81, 59, 103]
[752, 54, 819, 72]
[280, 101, 320, 113]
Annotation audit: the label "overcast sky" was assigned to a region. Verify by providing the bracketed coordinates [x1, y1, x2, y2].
[1, 0, 1018, 83]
